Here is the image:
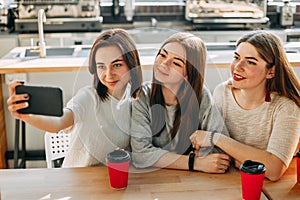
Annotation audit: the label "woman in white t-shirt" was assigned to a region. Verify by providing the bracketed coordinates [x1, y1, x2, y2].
[190, 30, 300, 181]
[7, 29, 143, 167]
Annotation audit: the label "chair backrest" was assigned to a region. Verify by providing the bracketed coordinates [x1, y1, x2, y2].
[44, 130, 71, 168]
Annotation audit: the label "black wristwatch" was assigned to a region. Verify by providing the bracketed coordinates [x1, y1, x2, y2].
[188, 152, 196, 171]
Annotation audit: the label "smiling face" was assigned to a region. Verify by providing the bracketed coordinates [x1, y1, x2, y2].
[95, 45, 130, 99]
[231, 42, 274, 91]
[154, 42, 187, 90]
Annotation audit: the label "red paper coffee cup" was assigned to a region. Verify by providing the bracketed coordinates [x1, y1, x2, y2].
[240, 160, 266, 200]
[106, 149, 131, 189]
[296, 149, 300, 184]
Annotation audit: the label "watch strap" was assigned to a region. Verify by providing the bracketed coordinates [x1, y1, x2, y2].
[188, 152, 196, 171]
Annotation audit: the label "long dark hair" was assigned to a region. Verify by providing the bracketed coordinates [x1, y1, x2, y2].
[89, 29, 143, 101]
[237, 30, 300, 107]
[150, 32, 207, 154]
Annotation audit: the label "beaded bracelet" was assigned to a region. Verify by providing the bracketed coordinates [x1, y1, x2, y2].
[210, 131, 217, 146]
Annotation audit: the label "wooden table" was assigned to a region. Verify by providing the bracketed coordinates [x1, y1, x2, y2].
[0, 166, 268, 200]
[263, 157, 300, 200]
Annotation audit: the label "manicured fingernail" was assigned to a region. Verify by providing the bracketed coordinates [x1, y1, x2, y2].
[24, 94, 28, 98]
[19, 81, 24, 84]
[24, 102, 29, 107]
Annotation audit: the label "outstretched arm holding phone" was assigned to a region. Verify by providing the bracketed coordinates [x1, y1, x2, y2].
[7, 81, 74, 133]
[6, 29, 144, 168]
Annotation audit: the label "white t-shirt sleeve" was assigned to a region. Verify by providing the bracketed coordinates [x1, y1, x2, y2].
[66, 86, 96, 124]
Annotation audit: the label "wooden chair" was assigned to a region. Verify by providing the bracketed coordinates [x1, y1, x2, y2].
[44, 130, 71, 168]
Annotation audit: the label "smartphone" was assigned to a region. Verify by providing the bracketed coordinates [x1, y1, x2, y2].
[15, 85, 63, 117]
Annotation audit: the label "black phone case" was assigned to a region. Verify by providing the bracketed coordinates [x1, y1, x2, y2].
[16, 85, 63, 117]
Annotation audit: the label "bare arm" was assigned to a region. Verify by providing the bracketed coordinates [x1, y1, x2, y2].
[7, 81, 74, 133]
[19, 108, 74, 132]
[214, 133, 286, 181]
[153, 152, 231, 173]
[191, 131, 286, 181]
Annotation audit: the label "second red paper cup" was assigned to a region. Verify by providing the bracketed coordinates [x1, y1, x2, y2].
[240, 160, 266, 200]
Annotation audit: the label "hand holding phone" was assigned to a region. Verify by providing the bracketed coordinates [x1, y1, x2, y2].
[15, 85, 63, 117]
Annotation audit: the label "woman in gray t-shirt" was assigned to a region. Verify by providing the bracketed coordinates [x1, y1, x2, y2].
[131, 32, 230, 173]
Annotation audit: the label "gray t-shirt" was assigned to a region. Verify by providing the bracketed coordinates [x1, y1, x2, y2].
[131, 82, 229, 168]
[213, 81, 300, 167]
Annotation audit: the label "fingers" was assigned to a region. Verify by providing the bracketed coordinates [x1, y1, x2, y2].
[7, 92, 29, 105]
[7, 92, 29, 112]
[7, 100, 29, 113]
[7, 100, 30, 120]
[217, 164, 229, 173]
[192, 143, 201, 151]
[195, 153, 231, 174]
[7, 81, 28, 109]
[211, 154, 230, 172]
[190, 130, 210, 150]
[7, 81, 30, 120]
[8, 81, 24, 96]
[216, 154, 230, 173]
[190, 132, 199, 149]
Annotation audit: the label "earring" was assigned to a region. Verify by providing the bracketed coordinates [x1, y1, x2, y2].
[265, 80, 271, 102]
